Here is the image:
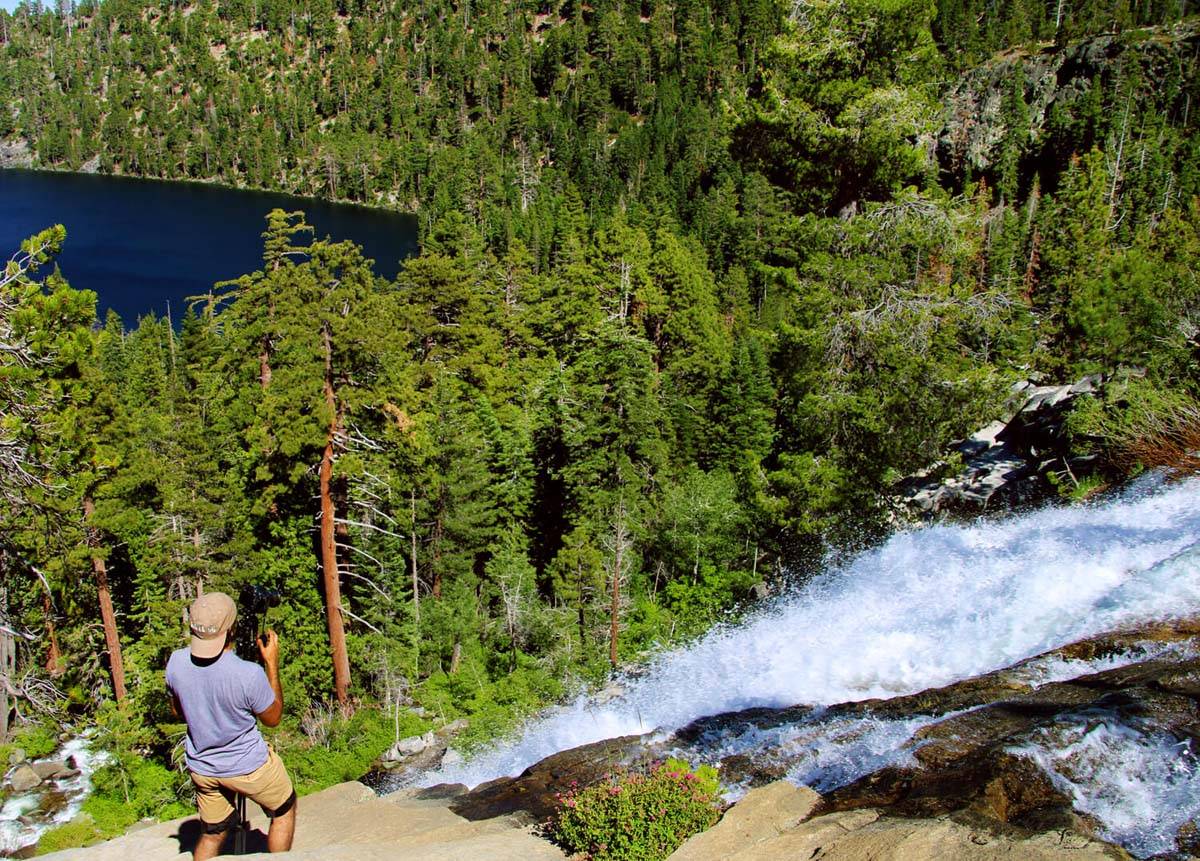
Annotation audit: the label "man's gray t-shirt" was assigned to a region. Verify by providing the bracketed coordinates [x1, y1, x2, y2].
[165, 648, 276, 777]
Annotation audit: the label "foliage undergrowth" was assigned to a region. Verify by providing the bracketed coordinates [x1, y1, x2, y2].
[551, 758, 723, 861]
[278, 702, 426, 794]
[1068, 379, 1200, 476]
[0, 723, 59, 762]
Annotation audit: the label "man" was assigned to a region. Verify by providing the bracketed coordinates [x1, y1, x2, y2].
[166, 592, 297, 860]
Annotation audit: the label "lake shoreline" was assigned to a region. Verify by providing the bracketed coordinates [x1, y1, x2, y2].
[0, 138, 415, 219]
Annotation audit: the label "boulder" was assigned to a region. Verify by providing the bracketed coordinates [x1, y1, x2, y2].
[8, 748, 26, 767]
[35, 788, 71, 818]
[31, 760, 80, 781]
[8, 764, 41, 792]
[386, 731, 436, 761]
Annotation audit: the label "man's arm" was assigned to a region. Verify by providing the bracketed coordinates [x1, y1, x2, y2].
[256, 630, 284, 727]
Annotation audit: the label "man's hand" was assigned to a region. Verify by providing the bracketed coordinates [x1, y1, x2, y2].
[256, 629, 284, 728]
[258, 629, 280, 668]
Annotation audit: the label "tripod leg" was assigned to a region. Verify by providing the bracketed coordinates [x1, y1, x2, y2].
[233, 793, 247, 854]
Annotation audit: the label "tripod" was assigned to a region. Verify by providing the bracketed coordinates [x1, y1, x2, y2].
[233, 792, 249, 854]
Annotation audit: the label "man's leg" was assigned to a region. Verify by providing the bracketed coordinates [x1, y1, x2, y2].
[191, 774, 235, 861]
[193, 829, 228, 861]
[267, 797, 296, 852]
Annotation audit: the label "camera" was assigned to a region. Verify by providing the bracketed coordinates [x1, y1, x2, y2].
[236, 585, 281, 660]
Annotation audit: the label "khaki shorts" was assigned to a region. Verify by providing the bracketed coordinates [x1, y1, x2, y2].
[191, 747, 295, 825]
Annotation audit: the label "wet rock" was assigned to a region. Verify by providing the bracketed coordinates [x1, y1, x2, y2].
[449, 734, 651, 823]
[385, 731, 436, 761]
[35, 788, 71, 818]
[813, 653, 1200, 833]
[594, 682, 626, 704]
[712, 753, 786, 790]
[440, 748, 464, 769]
[8, 748, 26, 767]
[408, 782, 469, 800]
[31, 760, 79, 781]
[8, 764, 41, 792]
[663, 619, 1200, 840]
[1176, 820, 1200, 856]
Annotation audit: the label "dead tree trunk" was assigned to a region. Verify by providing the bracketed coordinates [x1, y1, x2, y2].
[83, 496, 126, 703]
[320, 325, 351, 706]
[0, 588, 14, 743]
[43, 592, 61, 676]
[608, 503, 629, 669]
[410, 490, 420, 626]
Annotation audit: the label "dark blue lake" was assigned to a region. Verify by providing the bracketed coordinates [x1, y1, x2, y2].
[0, 169, 419, 326]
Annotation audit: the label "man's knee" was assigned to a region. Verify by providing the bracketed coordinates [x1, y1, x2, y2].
[266, 790, 296, 820]
[203, 810, 240, 835]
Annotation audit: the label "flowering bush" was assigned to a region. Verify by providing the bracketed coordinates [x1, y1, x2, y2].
[551, 758, 722, 860]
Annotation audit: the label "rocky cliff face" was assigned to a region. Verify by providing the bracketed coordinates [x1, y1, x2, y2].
[0, 140, 33, 169]
[938, 23, 1200, 178]
[893, 374, 1112, 517]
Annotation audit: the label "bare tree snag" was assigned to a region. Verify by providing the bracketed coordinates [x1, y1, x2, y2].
[0, 590, 14, 743]
[320, 325, 351, 706]
[43, 592, 61, 676]
[410, 489, 420, 626]
[608, 502, 629, 669]
[83, 496, 126, 703]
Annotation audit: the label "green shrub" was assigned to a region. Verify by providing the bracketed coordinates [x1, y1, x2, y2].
[35, 817, 103, 855]
[551, 758, 722, 861]
[0, 723, 60, 761]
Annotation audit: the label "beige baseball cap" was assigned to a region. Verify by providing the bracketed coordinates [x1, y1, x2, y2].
[188, 592, 236, 658]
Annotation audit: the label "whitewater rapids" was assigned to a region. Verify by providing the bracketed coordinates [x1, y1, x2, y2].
[419, 475, 1200, 792]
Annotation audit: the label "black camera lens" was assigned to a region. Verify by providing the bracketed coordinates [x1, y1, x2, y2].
[239, 585, 281, 615]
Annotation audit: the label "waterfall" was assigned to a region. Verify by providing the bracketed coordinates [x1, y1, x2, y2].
[419, 474, 1200, 805]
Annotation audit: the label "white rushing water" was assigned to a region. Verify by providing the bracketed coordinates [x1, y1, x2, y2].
[0, 736, 110, 856]
[1012, 716, 1200, 857]
[423, 475, 1200, 790]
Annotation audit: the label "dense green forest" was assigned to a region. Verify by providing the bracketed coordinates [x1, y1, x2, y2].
[2, 0, 1200, 839]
